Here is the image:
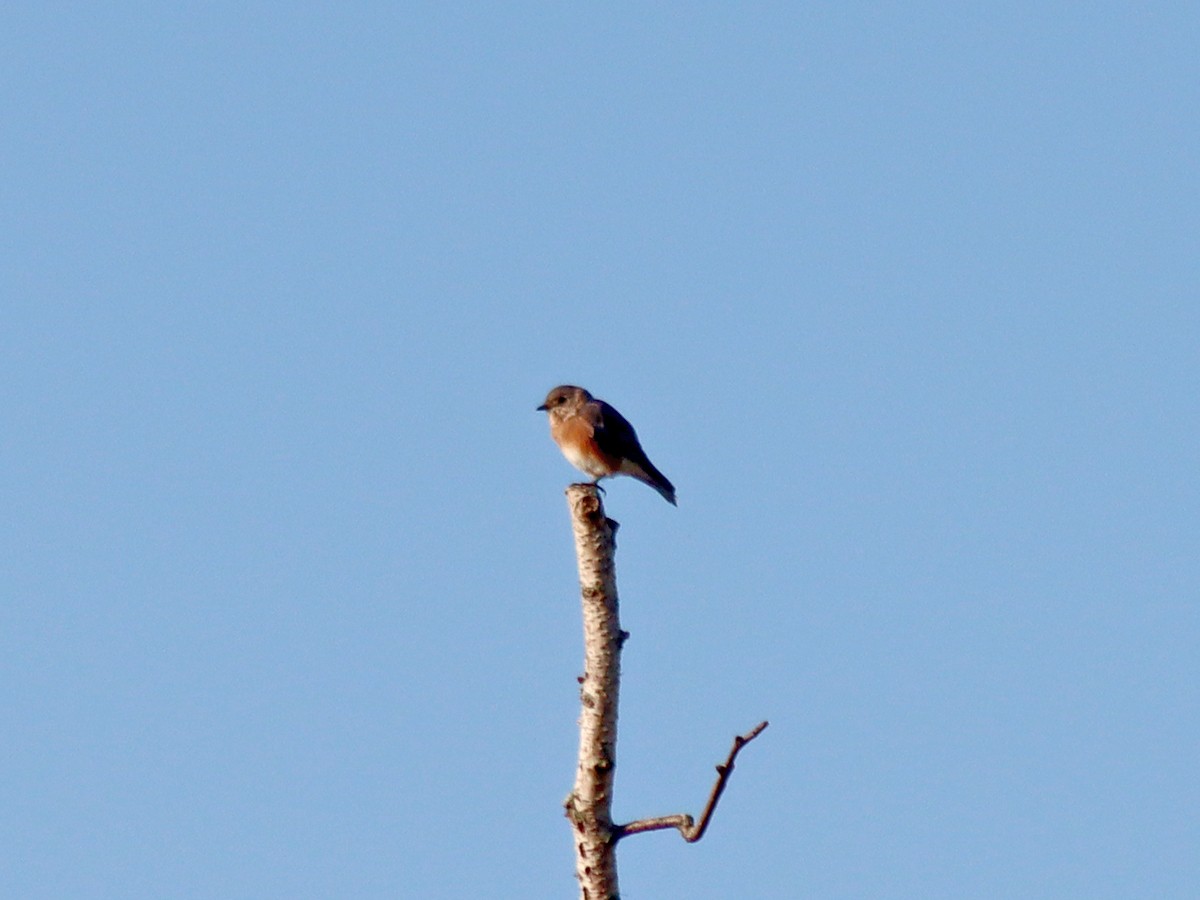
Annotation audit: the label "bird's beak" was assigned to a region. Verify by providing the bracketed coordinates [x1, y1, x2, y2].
[536, 403, 548, 411]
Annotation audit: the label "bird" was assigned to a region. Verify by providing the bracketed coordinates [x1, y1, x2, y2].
[537, 385, 676, 505]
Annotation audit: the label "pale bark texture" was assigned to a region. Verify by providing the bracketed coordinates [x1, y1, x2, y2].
[562, 484, 622, 900]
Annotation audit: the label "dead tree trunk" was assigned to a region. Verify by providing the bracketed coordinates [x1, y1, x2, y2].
[560, 484, 768, 899]
[562, 485, 623, 899]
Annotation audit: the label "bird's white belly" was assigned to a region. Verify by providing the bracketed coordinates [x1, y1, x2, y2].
[563, 441, 610, 478]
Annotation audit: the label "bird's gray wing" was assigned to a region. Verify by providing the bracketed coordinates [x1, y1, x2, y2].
[592, 401, 646, 464]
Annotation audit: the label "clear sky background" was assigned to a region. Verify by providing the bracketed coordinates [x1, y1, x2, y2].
[2, 4, 1196, 898]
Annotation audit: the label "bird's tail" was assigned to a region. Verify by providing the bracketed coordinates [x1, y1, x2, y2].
[632, 461, 676, 506]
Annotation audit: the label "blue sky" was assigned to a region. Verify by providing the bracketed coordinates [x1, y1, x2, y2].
[3, 3, 1197, 897]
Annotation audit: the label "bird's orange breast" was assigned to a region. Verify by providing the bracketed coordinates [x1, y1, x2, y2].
[551, 414, 620, 478]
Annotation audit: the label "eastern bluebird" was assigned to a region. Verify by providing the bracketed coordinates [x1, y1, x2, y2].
[537, 385, 677, 506]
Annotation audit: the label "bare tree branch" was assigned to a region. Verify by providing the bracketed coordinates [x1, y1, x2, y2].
[561, 484, 622, 899]
[615, 721, 770, 843]
[558, 483, 768, 896]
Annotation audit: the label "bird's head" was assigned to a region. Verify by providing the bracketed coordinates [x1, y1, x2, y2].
[537, 385, 591, 413]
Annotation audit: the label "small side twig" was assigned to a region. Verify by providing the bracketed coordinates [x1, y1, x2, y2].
[615, 720, 769, 843]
